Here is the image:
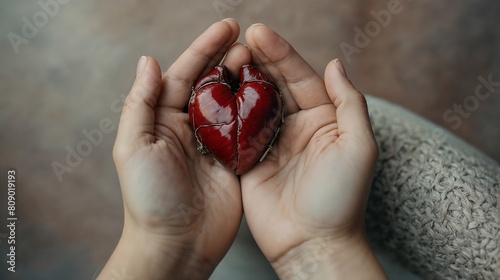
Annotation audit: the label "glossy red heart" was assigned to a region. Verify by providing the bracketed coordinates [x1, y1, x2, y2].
[188, 64, 284, 175]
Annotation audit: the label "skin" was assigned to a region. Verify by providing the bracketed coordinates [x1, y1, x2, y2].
[98, 19, 386, 280]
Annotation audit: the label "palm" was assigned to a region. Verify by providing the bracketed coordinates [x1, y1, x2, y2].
[243, 103, 374, 258]
[118, 109, 241, 258]
[124, 112, 241, 223]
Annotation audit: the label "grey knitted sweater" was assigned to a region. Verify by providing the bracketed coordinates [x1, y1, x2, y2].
[365, 96, 500, 279]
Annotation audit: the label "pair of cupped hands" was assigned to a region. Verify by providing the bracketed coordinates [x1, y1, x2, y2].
[99, 19, 385, 279]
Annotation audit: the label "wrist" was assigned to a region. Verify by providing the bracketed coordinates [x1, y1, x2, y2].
[98, 225, 214, 280]
[272, 232, 387, 280]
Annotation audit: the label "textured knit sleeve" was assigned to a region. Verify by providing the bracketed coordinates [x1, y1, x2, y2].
[365, 96, 500, 280]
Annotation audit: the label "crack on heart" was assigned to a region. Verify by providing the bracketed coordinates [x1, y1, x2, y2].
[194, 122, 235, 158]
[235, 93, 241, 174]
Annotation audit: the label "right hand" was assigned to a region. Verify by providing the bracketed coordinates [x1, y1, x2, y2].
[240, 24, 386, 279]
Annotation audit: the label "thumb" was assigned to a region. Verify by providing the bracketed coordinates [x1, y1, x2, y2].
[115, 56, 162, 149]
[324, 59, 373, 139]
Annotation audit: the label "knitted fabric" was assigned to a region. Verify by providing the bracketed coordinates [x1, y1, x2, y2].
[365, 96, 500, 279]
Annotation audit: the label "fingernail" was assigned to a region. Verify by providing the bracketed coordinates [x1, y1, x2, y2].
[136, 56, 147, 78]
[250, 23, 265, 28]
[222, 18, 236, 23]
[334, 58, 347, 78]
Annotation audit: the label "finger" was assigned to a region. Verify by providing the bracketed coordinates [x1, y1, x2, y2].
[116, 56, 162, 147]
[221, 43, 252, 78]
[245, 24, 331, 114]
[159, 19, 240, 110]
[324, 59, 373, 138]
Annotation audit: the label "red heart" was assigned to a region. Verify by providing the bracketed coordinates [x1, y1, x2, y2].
[188, 64, 284, 175]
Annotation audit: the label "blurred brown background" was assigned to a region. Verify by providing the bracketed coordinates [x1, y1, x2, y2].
[0, 0, 499, 279]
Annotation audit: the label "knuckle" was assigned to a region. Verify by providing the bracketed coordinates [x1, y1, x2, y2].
[140, 72, 162, 93]
[112, 143, 130, 163]
[123, 75, 161, 112]
[123, 94, 136, 110]
[352, 91, 368, 110]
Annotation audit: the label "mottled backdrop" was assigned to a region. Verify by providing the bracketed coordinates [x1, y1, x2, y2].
[0, 0, 499, 279]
